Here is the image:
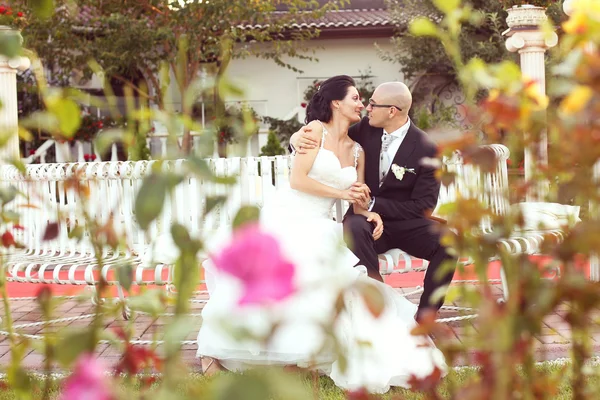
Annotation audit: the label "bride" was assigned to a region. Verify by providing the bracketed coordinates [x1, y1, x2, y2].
[196, 75, 446, 393]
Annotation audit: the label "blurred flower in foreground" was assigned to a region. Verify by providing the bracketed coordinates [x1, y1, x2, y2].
[563, 10, 588, 34]
[212, 223, 296, 306]
[60, 353, 112, 400]
[559, 85, 593, 115]
[563, 0, 600, 35]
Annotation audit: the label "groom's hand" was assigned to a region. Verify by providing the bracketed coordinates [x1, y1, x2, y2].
[291, 126, 319, 154]
[351, 182, 371, 209]
[366, 212, 384, 240]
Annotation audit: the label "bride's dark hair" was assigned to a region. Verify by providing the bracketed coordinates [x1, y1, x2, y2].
[305, 75, 356, 124]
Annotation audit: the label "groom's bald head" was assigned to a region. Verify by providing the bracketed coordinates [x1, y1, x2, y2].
[375, 82, 412, 116]
[367, 82, 412, 131]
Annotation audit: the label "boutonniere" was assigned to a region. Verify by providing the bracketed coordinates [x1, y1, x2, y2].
[391, 164, 416, 181]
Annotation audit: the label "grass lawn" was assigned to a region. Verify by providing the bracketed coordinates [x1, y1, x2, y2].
[0, 363, 598, 399]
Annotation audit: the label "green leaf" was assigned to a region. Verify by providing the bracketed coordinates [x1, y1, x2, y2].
[8, 158, 27, 174]
[46, 98, 81, 138]
[30, 0, 55, 19]
[117, 262, 134, 291]
[68, 225, 85, 241]
[173, 253, 200, 314]
[204, 195, 227, 216]
[127, 289, 165, 316]
[432, 0, 461, 14]
[163, 317, 193, 358]
[0, 186, 18, 205]
[135, 173, 168, 230]
[7, 366, 32, 400]
[232, 206, 260, 229]
[187, 156, 237, 185]
[93, 128, 129, 155]
[435, 202, 457, 217]
[409, 17, 439, 37]
[171, 223, 191, 249]
[2, 210, 20, 224]
[19, 111, 59, 135]
[55, 329, 95, 367]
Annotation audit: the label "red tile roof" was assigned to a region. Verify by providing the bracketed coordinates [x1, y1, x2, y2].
[241, 8, 393, 30]
[291, 8, 391, 29]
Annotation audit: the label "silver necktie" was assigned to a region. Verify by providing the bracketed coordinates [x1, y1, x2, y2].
[380, 134, 398, 183]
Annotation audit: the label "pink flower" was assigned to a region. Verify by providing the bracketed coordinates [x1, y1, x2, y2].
[61, 353, 112, 400]
[212, 224, 296, 306]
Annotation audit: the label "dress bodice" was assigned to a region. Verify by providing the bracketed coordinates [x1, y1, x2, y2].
[262, 133, 361, 221]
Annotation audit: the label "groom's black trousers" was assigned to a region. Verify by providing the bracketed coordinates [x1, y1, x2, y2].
[343, 214, 457, 317]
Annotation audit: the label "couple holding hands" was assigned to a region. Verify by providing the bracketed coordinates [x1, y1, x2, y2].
[197, 75, 455, 393]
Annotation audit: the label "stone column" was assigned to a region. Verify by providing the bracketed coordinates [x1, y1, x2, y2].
[0, 55, 30, 163]
[504, 7, 558, 201]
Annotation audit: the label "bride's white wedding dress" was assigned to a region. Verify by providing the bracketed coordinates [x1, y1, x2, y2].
[197, 127, 446, 393]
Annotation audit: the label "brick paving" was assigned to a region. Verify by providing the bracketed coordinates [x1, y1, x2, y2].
[0, 285, 598, 373]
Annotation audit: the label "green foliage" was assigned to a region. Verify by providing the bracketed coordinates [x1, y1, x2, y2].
[262, 115, 302, 148]
[260, 131, 286, 157]
[303, 68, 376, 104]
[409, 101, 458, 130]
[20, 0, 347, 106]
[384, 0, 509, 80]
[7, 1, 600, 400]
[385, 0, 566, 81]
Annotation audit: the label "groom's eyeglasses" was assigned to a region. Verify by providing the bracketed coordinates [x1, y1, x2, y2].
[368, 98, 402, 112]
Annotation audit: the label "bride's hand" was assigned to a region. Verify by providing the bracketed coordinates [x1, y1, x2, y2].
[351, 183, 371, 209]
[366, 212, 384, 240]
[340, 188, 364, 204]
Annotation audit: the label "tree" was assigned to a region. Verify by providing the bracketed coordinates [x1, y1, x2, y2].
[260, 130, 286, 157]
[382, 0, 565, 81]
[20, 0, 348, 152]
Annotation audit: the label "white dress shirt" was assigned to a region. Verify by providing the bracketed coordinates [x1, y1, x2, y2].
[368, 118, 411, 211]
[382, 118, 411, 176]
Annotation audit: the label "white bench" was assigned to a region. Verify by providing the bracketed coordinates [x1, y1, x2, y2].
[0, 144, 562, 310]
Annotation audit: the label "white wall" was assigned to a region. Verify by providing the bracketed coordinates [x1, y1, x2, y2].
[223, 37, 403, 120]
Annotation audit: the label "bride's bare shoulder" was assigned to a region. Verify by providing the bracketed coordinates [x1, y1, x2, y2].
[306, 120, 324, 134]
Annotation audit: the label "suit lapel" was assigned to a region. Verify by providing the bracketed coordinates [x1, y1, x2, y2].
[366, 128, 384, 191]
[380, 123, 418, 188]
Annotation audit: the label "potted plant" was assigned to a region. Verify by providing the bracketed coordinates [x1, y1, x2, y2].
[0, 5, 26, 58]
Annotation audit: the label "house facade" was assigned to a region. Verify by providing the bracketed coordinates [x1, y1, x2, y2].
[222, 0, 402, 155]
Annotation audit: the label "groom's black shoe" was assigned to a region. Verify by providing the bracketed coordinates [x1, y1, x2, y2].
[413, 309, 440, 342]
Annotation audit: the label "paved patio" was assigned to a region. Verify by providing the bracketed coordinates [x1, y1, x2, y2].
[1, 283, 598, 373]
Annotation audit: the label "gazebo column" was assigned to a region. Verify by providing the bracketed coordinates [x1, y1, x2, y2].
[0, 55, 30, 163]
[504, 27, 558, 201]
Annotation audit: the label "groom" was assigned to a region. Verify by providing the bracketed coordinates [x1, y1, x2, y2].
[291, 82, 457, 320]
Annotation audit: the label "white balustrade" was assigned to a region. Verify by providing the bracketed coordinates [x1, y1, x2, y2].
[0, 55, 30, 163]
[3, 145, 570, 300]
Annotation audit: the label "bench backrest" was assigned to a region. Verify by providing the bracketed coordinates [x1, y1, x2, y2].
[0, 144, 509, 258]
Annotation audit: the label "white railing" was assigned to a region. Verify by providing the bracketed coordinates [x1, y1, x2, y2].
[24, 139, 121, 164]
[4, 145, 510, 263]
[24, 127, 277, 164]
[7, 144, 570, 303]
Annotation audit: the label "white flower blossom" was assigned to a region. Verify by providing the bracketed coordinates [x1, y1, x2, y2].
[391, 164, 416, 181]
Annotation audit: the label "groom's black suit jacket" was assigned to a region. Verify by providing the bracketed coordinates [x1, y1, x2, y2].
[347, 117, 440, 229]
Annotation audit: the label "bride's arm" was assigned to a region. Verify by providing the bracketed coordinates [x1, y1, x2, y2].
[289, 122, 355, 201]
[352, 150, 370, 216]
[352, 150, 384, 240]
